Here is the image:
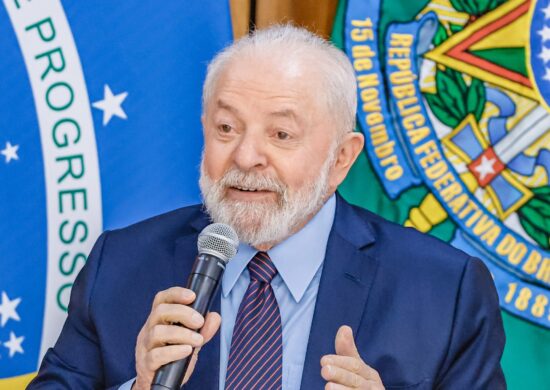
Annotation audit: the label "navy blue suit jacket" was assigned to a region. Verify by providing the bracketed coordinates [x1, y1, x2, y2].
[29, 195, 506, 389]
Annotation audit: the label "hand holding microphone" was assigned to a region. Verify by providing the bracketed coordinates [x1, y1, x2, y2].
[132, 223, 239, 390]
[133, 288, 220, 390]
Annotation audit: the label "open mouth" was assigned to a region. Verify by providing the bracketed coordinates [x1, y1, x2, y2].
[227, 186, 276, 198]
[230, 185, 276, 193]
[232, 186, 260, 192]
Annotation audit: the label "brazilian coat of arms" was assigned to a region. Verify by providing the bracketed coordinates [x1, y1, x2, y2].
[343, 0, 550, 328]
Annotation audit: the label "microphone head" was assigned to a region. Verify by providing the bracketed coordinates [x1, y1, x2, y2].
[197, 223, 239, 263]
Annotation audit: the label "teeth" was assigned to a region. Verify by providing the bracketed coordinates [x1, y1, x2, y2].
[235, 186, 257, 192]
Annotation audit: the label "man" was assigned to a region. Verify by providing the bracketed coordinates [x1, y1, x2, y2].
[29, 25, 506, 389]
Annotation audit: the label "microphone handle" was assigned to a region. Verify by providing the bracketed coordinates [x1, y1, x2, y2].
[151, 254, 225, 390]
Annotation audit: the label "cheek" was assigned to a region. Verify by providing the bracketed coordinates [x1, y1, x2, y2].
[273, 154, 321, 190]
[202, 143, 232, 181]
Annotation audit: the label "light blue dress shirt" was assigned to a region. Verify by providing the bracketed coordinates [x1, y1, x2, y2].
[120, 194, 335, 390]
[220, 194, 335, 390]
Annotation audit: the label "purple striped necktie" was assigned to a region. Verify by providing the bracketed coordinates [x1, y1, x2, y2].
[225, 251, 283, 390]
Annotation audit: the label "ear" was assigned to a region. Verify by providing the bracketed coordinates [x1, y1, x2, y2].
[328, 131, 364, 191]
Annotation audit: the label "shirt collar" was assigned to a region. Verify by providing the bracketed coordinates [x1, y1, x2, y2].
[222, 194, 336, 302]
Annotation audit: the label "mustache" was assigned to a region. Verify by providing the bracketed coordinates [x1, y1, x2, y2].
[218, 168, 286, 194]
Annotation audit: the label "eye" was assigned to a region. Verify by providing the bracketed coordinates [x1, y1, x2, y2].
[276, 131, 290, 140]
[219, 124, 232, 133]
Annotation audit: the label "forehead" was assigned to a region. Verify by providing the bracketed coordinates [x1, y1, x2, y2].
[209, 53, 326, 113]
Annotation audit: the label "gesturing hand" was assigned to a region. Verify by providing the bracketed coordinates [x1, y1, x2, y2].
[321, 325, 385, 390]
[133, 287, 221, 390]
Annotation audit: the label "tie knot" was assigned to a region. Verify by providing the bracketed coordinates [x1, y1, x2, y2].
[248, 252, 278, 283]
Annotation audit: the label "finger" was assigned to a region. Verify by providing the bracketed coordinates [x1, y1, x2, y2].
[321, 364, 366, 388]
[152, 287, 196, 308]
[145, 344, 193, 372]
[147, 324, 204, 349]
[321, 355, 381, 381]
[324, 383, 351, 390]
[151, 303, 204, 329]
[335, 325, 360, 359]
[200, 312, 222, 343]
[325, 383, 383, 390]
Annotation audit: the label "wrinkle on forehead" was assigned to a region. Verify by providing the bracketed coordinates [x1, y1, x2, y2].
[218, 48, 321, 91]
[214, 55, 323, 109]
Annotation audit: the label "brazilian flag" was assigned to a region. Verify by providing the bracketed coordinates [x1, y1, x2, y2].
[333, 0, 550, 388]
[0, 1, 232, 387]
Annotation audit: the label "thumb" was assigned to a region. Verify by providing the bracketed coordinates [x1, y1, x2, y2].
[201, 311, 222, 343]
[335, 325, 360, 358]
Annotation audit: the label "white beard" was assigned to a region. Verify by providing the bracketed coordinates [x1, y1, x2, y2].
[199, 151, 335, 248]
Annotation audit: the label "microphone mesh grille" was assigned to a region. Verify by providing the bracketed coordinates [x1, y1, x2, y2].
[197, 223, 239, 262]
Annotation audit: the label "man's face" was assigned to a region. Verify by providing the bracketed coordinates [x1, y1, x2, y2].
[200, 54, 340, 247]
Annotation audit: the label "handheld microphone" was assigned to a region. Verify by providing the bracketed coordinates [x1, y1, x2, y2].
[151, 223, 239, 390]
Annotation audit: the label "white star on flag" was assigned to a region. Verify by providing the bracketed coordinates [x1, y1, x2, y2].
[543, 4, 550, 19]
[474, 155, 497, 181]
[538, 26, 550, 41]
[540, 47, 550, 63]
[1, 141, 19, 163]
[92, 84, 128, 126]
[3, 331, 24, 358]
[544, 67, 550, 82]
[0, 291, 21, 327]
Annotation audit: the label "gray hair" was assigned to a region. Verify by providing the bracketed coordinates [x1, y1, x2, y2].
[202, 24, 357, 137]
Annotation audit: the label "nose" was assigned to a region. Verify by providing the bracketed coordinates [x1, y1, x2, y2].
[232, 131, 268, 171]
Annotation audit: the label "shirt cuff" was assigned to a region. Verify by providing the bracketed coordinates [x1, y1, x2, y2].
[118, 377, 136, 390]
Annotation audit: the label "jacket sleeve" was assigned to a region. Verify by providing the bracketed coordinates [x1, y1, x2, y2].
[436, 257, 506, 389]
[28, 232, 117, 389]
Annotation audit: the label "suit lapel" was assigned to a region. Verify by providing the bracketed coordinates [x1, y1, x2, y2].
[172, 211, 221, 390]
[300, 195, 379, 389]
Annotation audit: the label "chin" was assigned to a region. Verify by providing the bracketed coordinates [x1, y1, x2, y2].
[210, 201, 288, 246]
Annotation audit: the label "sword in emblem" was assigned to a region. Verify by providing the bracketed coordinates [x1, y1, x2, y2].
[468, 106, 550, 187]
[406, 106, 550, 232]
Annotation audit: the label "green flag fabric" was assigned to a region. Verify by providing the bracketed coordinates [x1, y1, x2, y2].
[333, 0, 550, 388]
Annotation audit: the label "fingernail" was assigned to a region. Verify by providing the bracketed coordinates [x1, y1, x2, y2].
[183, 290, 194, 299]
[182, 344, 192, 354]
[192, 333, 203, 344]
[325, 365, 332, 375]
[191, 312, 203, 325]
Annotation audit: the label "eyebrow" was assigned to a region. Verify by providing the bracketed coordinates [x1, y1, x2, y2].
[216, 99, 298, 121]
[269, 109, 297, 120]
[216, 99, 239, 115]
